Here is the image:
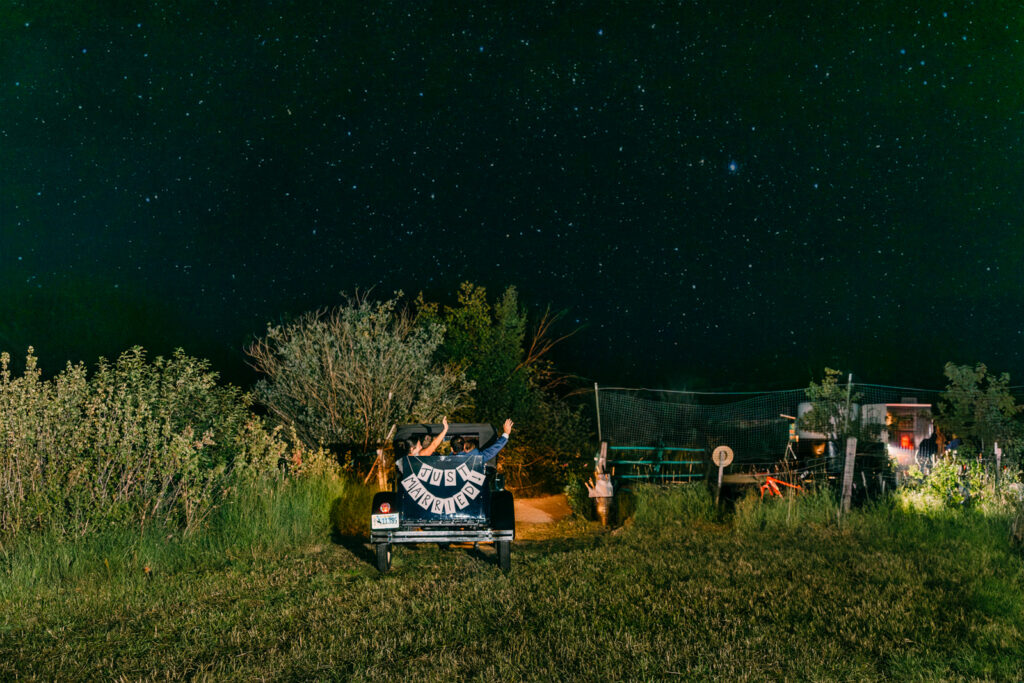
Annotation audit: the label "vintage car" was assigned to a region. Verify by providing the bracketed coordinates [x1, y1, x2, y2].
[369, 422, 515, 573]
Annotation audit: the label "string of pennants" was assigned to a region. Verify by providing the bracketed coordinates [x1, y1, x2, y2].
[401, 462, 487, 515]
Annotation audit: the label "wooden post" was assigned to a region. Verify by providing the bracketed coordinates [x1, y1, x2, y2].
[715, 463, 725, 506]
[597, 441, 608, 474]
[711, 446, 734, 508]
[841, 437, 857, 514]
[995, 442, 1002, 488]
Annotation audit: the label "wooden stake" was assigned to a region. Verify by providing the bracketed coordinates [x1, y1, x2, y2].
[715, 463, 725, 506]
[841, 437, 857, 514]
[995, 441, 1002, 488]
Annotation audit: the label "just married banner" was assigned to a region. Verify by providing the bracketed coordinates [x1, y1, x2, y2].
[399, 456, 488, 516]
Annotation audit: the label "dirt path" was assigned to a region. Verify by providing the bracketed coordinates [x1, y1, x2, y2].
[514, 494, 571, 523]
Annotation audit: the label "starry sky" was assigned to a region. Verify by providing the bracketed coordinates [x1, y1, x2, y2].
[2, 2, 1023, 390]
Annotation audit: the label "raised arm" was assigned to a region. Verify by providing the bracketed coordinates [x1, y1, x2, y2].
[419, 416, 449, 456]
[478, 419, 514, 461]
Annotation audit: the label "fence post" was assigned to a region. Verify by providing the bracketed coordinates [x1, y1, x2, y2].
[995, 442, 1002, 488]
[841, 437, 857, 514]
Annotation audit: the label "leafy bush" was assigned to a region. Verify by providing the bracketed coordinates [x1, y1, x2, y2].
[247, 292, 473, 458]
[564, 474, 594, 521]
[631, 483, 714, 528]
[909, 452, 1023, 519]
[924, 456, 984, 508]
[0, 347, 286, 540]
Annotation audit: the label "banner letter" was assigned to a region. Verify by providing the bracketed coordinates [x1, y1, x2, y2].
[408, 483, 427, 502]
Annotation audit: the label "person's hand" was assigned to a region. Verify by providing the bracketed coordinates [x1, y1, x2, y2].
[410, 442, 422, 456]
[503, 418, 514, 436]
[442, 416, 448, 429]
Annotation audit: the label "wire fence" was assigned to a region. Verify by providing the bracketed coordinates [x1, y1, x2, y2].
[591, 382, 994, 469]
[593, 382, 1024, 504]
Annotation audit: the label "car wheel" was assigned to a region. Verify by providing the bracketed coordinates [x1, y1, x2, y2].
[496, 540, 511, 573]
[376, 543, 392, 574]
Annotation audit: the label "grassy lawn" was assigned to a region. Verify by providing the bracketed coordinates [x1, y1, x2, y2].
[2, 501, 1023, 681]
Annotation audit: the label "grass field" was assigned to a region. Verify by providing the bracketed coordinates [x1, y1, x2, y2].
[2, 485, 1023, 681]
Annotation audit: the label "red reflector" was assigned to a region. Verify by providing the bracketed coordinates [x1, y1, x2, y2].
[379, 502, 391, 514]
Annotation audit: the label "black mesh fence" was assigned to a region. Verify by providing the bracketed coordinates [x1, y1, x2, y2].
[594, 383, 958, 468]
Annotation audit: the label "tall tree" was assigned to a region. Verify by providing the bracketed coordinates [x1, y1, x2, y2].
[420, 283, 531, 422]
[419, 283, 590, 491]
[937, 362, 1022, 457]
[799, 368, 858, 442]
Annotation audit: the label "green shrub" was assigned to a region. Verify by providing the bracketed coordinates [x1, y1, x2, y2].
[0, 347, 287, 540]
[563, 474, 594, 521]
[924, 456, 989, 508]
[246, 293, 473, 456]
[631, 483, 714, 527]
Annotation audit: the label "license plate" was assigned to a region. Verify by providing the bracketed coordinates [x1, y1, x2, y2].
[371, 513, 399, 529]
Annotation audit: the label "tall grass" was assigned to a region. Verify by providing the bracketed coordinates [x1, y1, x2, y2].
[0, 473, 374, 599]
[733, 484, 839, 532]
[4, 485, 1024, 680]
[630, 478, 1022, 558]
[631, 482, 715, 527]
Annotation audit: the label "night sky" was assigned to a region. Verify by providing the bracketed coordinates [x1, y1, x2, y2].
[3, 2, 1023, 390]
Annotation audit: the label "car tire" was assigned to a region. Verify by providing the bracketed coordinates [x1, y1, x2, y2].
[491, 490, 515, 530]
[496, 540, 511, 573]
[376, 543, 392, 574]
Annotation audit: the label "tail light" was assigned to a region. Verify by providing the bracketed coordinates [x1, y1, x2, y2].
[379, 502, 391, 514]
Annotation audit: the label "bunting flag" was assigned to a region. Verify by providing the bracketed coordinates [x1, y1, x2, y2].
[401, 457, 487, 514]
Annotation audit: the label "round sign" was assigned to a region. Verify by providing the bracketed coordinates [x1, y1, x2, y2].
[712, 445, 734, 467]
